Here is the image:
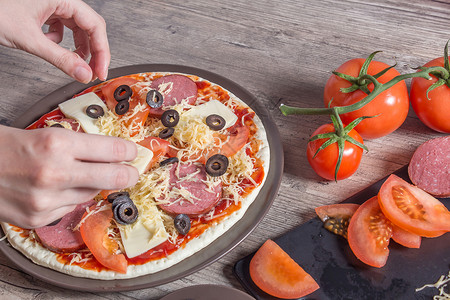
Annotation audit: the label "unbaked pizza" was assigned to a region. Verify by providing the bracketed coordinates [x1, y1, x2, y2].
[1, 72, 270, 279]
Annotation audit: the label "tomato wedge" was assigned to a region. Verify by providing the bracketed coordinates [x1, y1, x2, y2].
[315, 203, 359, 238]
[378, 175, 450, 238]
[348, 196, 392, 268]
[137, 136, 170, 171]
[249, 239, 319, 299]
[80, 205, 127, 273]
[391, 223, 421, 249]
[101, 77, 150, 136]
[101, 77, 140, 112]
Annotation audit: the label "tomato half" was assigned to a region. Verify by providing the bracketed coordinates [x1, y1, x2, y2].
[410, 57, 450, 133]
[249, 239, 319, 299]
[378, 174, 450, 237]
[307, 123, 364, 180]
[324, 59, 409, 139]
[315, 203, 360, 239]
[80, 205, 128, 273]
[347, 196, 392, 268]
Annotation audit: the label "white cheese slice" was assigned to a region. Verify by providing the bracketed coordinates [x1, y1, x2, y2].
[58, 92, 108, 135]
[182, 100, 238, 129]
[123, 145, 153, 175]
[119, 212, 169, 258]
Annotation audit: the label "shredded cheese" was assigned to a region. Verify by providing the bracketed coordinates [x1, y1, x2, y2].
[416, 271, 450, 300]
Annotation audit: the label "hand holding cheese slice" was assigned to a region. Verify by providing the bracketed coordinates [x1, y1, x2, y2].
[58, 92, 153, 175]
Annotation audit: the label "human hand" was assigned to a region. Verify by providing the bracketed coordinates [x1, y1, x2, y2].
[0, 126, 138, 228]
[0, 0, 110, 83]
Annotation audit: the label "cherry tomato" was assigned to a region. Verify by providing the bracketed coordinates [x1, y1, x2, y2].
[249, 239, 319, 299]
[378, 175, 450, 237]
[315, 203, 360, 238]
[410, 57, 450, 133]
[324, 59, 409, 139]
[80, 204, 128, 274]
[307, 123, 364, 180]
[347, 196, 392, 268]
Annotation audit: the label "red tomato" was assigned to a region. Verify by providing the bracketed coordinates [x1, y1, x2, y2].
[410, 57, 450, 133]
[307, 123, 364, 180]
[391, 223, 421, 249]
[378, 175, 450, 237]
[137, 136, 170, 172]
[324, 59, 409, 139]
[80, 205, 128, 273]
[249, 239, 319, 299]
[347, 196, 392, 268]
[101, 77, 150, 136]
[315, 203, 360, 238]
[101, 77, 140, 112]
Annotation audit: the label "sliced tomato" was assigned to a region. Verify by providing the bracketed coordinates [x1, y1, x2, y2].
[315, 203, 360, 239]
[391, 223, 421, 249]
[101, 77, 140, 112]
[79, 204, 127, 273]
[137, 136, 170, 171]
[249, 239, 319, 299]
[378, 174, 450, 238]
[348, 196, 392, 268]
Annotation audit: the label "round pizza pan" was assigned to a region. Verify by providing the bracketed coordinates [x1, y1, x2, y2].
[0, 64, 283, 292]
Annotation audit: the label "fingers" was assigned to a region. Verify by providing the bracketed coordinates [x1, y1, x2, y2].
[44, 19, 64, 44]
[68, 162, 139, 190]
[61, 0, 110, 81]
[68, 133, 138, 163]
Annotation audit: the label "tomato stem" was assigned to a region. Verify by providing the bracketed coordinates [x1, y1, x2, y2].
[279, 66, 447, 116]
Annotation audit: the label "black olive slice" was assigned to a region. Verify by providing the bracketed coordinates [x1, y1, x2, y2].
[50, 123, 64, 128]
[205, 154, 229, 177]
[206, 114, 226, 131]
[46, 218, 62, 226]
[146, 90, 164, 108]
[161, 109, 180, 127]
[115, 100, 129, 115]
[159, 127, 175, 139]
[160, 157, 179, 167]
[107, 191, 130, 204]
[86, 104, 105, 119]
[174, 214, 191, 235]
[114, 85, 132, 101]
[113, 201, 139, 225]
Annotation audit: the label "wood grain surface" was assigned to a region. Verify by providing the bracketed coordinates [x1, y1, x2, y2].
[0, 0, 449, 299]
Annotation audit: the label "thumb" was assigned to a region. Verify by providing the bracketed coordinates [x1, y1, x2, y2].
[29, 33, 93, 84]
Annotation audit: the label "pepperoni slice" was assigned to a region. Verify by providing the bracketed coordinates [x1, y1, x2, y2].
[158, 162, 222, 216]
[34, 200, 96, 253]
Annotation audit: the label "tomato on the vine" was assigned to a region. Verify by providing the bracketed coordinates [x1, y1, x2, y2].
[324, 57, 409, 139]
[307, 123, 364, 180]
[410, 56, 450, 133]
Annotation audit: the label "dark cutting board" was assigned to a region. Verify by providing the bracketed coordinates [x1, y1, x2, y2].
[234, 166, 450, 300]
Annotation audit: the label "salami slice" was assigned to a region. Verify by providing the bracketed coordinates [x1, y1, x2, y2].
[158, 162, 222, 216]
[408, 136, 450, 197]
[150, 74, 197, 114]
[34, 200, 96, 253]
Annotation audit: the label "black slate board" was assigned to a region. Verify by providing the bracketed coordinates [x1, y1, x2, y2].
[234, 166, 450, 300]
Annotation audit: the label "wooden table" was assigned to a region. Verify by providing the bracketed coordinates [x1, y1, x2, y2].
[1, 0, 448, 299]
